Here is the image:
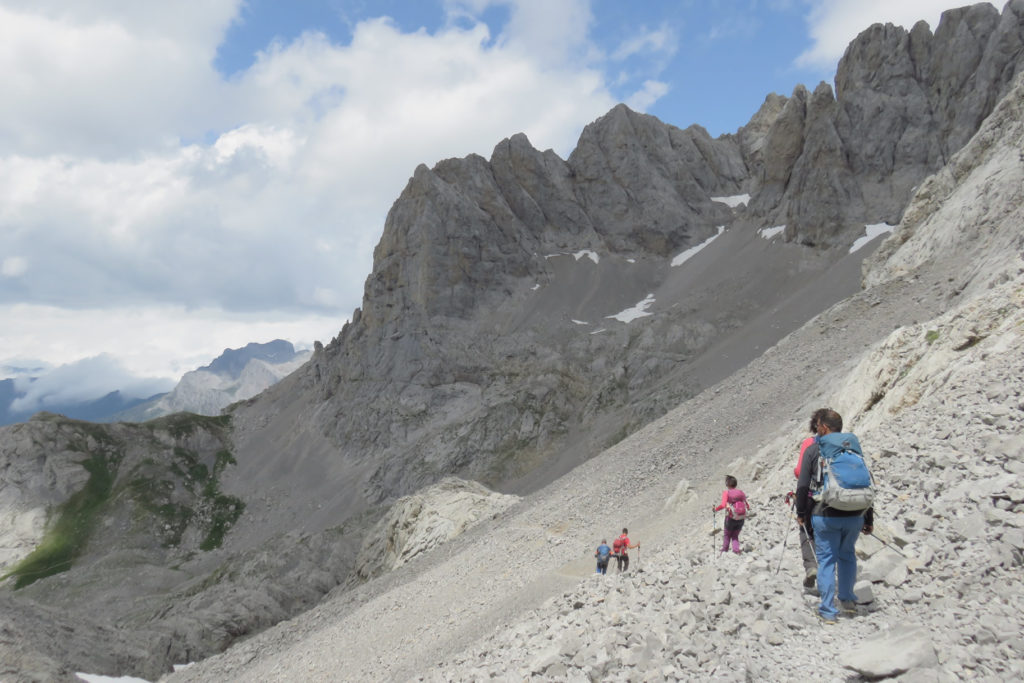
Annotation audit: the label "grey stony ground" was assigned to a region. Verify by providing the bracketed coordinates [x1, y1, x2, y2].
[167, 262, 1023, 681]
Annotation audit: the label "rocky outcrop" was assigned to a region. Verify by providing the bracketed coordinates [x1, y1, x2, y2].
[296, 103, 764, 507]
[354, 477, 518, 581]
[750, 0, 1024, 246]
[0, 413, 242, 583]
[567, 105, 744, 255]
[863, 67, 1024, 295]
[0, 595, 170, 682]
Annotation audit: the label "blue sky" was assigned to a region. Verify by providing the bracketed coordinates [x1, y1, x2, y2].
[0, 0, 981, 411]
[211, 0, 826, 137]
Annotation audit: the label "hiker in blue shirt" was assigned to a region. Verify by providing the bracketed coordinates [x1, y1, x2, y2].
[796, 409, 875, 623]
[594, 540, 612, 574]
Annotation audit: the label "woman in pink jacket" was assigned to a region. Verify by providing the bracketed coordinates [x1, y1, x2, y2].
[714, 475, 749, 554]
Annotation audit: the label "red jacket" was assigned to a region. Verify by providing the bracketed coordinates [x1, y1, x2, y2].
[794, 436, 815, 478]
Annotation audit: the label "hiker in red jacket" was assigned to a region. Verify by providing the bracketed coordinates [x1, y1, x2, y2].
[793, 408, 828, 587]
[612, 528, 638, 572]
[714, 475, 748, 554]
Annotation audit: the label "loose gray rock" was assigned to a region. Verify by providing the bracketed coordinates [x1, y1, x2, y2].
[842, 626, 939, 678]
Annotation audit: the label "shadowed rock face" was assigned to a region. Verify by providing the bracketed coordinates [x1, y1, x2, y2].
[291, 103, 760, 510]
[3, 3, 1024, 679]
[751, 0, 1024, 247]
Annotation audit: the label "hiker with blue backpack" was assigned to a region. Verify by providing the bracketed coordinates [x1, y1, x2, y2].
[795, 409, 875, 624]
[594, 539, 612, 574]
[791, 408, 829, 588]
[713, 475, 749, 554]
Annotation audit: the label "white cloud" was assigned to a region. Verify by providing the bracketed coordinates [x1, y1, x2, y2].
[0, 1, 241, 157]
[2, 256, 28, 277]
[796, 0, 993, 68]
[611, 24, 676, 62]
[626, 80, 669, 111]
[10, 353, 174, 414]
[445, 0, 594, 63]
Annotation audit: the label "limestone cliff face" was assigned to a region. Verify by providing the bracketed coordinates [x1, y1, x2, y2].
[242, 3, 1024, 521]
[751, 0, 1024, 246]
[354, 477, 518, 581]
[293, 105, 756, 508]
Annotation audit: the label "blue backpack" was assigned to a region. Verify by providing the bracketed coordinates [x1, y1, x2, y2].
[813, 432, 875, 511]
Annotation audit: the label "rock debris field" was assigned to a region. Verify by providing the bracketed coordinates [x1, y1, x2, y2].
[169, 264, 1024, 682]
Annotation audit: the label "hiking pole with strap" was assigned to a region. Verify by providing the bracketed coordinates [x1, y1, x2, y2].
[774, 493, 796, 575]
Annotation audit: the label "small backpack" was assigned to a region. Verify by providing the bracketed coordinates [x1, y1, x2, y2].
[597, 544, 611, 560]
[725, 488, 748, 520]
[813, 432, 876, 511]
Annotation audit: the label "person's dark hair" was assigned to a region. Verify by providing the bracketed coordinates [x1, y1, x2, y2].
[810, 408, 829, 434]
[819, 409, 843, 433]
[725, 475, 738, 488]
[622, 528, 628, 534]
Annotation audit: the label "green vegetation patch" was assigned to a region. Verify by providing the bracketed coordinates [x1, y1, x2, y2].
[150, 412, 232, 439]
[925, 329, 940, 344]
[3, 451, 119, 589]
[199, 493, 246, 551]
[137, 447, 244, 551]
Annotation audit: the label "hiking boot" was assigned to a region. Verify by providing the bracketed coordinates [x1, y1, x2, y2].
[840, 600, 858, 616]
[817, 613, 838, 625]
[803, 569, 817, 588]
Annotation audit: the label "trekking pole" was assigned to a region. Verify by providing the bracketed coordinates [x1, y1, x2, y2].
[798, 518, 819, 567]
[711, 507, 717, 558]
[775, 519, 792, 575]
[774, 494, 796, 575]
[869, 532, 908, 557]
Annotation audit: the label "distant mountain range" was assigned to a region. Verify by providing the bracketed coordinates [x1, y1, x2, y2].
[0, 340, 310, 426]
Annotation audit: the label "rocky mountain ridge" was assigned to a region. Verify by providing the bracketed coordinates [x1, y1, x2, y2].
[2, 3, 1023, 680]
[248, 0, 1024, 515]
[113, 340, 310, 422]
[170, 61, 1024, 682]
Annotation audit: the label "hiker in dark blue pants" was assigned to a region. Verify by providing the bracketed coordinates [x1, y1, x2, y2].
[796, 409, 874, 623]
[594, 540, 612, 574]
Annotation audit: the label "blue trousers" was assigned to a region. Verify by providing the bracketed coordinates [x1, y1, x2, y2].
[811, 515, 862, 619]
